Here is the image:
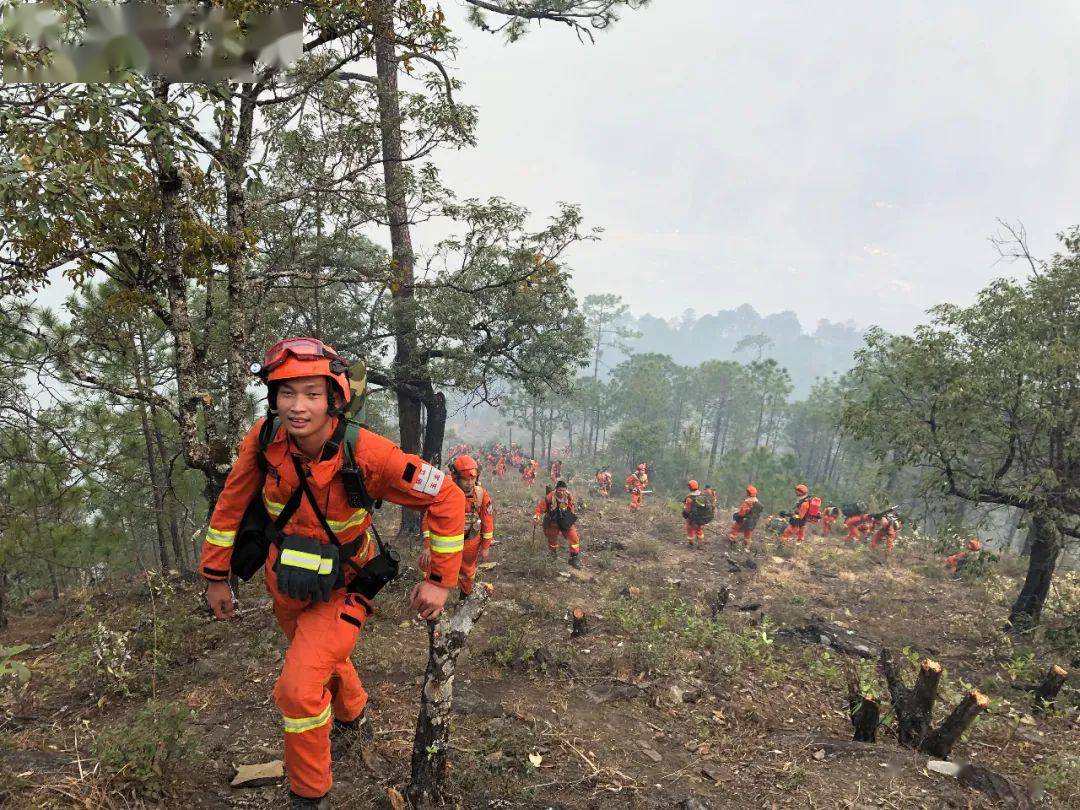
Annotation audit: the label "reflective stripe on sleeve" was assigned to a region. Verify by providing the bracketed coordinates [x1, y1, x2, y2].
[282, 702, 332, 734]
[263, 496, 285, 518]
[327, 508, 368, 533]
[482, 532, 494, 540]
[205, 527, 236, 548]
[429, 532, 465, 554]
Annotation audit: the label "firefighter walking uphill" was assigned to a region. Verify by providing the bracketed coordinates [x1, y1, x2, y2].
[201, 337, 465, 809]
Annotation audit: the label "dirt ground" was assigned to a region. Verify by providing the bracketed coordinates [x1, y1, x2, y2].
[2, 480, 1078, 809]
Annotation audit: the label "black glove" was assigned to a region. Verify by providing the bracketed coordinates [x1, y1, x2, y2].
[316, 543, 341, 603]
[275, 535, 325, 601]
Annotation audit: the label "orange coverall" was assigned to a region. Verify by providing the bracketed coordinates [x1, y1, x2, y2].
[535, 491, 580, 553]
[844, 513, 872, 542]
[595, 470, 612, 496]
[780, 496, 812, 543]
[422, 484, 494, 595]
[869, 516, 899, 554]
[683, 492, 706, 544]
[199, 419, 465, 800]
[625, 472, 647, 511]
[728, 495, 760, 546]
[821, 507, 839, 536]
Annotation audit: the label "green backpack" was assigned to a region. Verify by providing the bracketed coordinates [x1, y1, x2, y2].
[688, 493, 715, 526]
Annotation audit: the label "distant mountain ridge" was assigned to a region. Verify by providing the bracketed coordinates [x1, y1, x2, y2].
[616, 305, 866, 397]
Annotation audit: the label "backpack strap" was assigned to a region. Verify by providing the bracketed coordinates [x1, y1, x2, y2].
[256, 414, 281, 473]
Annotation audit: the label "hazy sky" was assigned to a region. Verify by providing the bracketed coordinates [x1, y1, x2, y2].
[429, 0, 1080, 334]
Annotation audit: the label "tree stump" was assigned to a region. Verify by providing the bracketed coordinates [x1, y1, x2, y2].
[845, 665, 880, 742]
[880, 649, 942, 748]
[571, 608, 588, 637]
[1032, 664, 1068, 714]
[921, 689, 991, 759]
[407, 583, 491, 808]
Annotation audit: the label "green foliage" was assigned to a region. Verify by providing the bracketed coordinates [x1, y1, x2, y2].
[94, 701, 191, 793]
[0, 644, 31, 684]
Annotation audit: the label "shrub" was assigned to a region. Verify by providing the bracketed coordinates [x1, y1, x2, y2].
[94, 700, 191, 793]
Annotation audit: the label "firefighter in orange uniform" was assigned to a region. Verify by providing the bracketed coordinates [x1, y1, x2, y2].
[869, 508, 901, 556]
[534, 480, 582, 568]
[420, 454, 494, 596]
[682, 480, 711, 546]
[200, 338, 465, 809]
[595, 467, 612, 497]
[625, 463, 648, 511]
[946, 538, 982, 575]
[780, 484, 816, 544]
[729, 484, 762, 548]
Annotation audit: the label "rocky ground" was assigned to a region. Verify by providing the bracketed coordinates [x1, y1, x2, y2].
[2, 480, 1078, 808]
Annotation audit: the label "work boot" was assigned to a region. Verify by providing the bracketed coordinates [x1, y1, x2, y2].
[290, 791, 331, 809]
[330, 710, 373, 760]
[568, 553, 582, 569]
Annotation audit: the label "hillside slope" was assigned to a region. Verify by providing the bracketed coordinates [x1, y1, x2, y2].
[2, 482, 1077, 809]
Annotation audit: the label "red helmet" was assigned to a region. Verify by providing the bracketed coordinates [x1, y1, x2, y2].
[795, 483, 808, 495]
[967, 538, 982, 552]
[257, 337, 351, 408]
[449, 455, 479, 479]
[746, 484, 758, 497]
[688, 479, 699, 491]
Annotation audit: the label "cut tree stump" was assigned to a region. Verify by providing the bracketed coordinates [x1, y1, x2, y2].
[407, 583, 491, 808]
[571, 608, 588, 637]
[845, 664, 880, 742]
[1032, 664, 1068, 714]
[921, 689, 991, 759]
[880, 649, 942, 749]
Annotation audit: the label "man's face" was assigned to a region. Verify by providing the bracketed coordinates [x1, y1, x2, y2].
[276, 376, 335, 439]
[454, 474, 476, 495]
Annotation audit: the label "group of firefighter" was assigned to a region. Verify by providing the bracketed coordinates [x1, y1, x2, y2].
[678, 480, 904, 553]
[197, 336, 981, 809]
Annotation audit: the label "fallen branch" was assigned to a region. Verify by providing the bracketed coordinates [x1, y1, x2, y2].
[408, 584, 491, 808]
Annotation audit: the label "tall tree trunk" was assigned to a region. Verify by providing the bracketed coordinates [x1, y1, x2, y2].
[530, 398, 537, 458]
[222, 85, 256, 447]
[375, 0, 428, 536]
[706, 402, 724, 483]
[1009, 514, 1060, 629]
[136, 321, 185, 568]
[0, 566, 8, 630]
[153, 84, 217, 511]
[421, 389, 447, 467]
[136, 396, 173, 572]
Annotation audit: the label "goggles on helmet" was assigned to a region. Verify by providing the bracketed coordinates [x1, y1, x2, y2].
[251, 337, 347, 381]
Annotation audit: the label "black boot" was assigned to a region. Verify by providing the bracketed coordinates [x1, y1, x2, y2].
[568, 553, 582, 569]
[330, 709, 373, 760]
[290, 791, 331, 809]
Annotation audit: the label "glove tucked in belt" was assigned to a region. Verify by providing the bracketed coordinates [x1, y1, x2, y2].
[276, 535, 337, 602]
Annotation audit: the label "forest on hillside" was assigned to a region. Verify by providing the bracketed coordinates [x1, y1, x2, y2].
[1, 2, 1079, 808]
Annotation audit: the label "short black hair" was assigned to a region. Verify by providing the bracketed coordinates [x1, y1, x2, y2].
[555, 480, 567, 489]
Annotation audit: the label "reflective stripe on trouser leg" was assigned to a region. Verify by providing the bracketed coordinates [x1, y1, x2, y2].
[272, 591, 367, 798]
[544, 523, 560, 550]
[564, 525, 580, 553]
[458, 536, 480, 595]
